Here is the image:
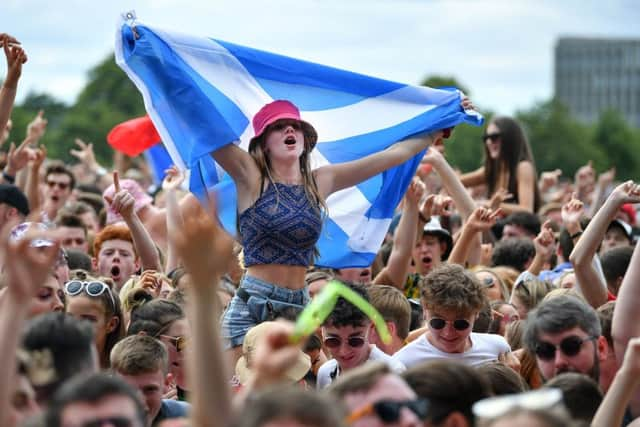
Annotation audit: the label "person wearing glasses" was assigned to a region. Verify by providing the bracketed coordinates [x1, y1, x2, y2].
[523, 294, 606, 384]
[64, 275, 124, 369]
[316, 282, 405, 389]
[110, 335, 190, 427]
[392, 264, 511, 368]
[328, 362, 425, 427]
[460, 117, 541, 215]
[41, 163, 76, 224]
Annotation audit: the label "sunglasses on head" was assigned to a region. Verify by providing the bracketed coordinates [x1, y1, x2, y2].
[80, 416, 134, 427]
[429, 317, 471, 331]
[159, 335, 189, 352]
[323, 336, 366, 349]
[65, 280, 115, 310]
[535, 335, 597, 360]
[46, 180, 70, 190]
[347, 399, 430, 424]
[482, 132, 501, 143]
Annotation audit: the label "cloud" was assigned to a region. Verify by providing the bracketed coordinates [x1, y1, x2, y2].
[1, 0, 638, 115]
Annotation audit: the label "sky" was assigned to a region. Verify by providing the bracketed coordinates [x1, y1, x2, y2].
[1, 0, 639, 115]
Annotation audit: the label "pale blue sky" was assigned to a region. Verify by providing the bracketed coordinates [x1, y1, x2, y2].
[1, 0, 638, 115]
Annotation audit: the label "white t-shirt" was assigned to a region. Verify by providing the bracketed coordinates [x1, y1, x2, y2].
[392, 332, 511, 369]
[316, 345, 405, 389]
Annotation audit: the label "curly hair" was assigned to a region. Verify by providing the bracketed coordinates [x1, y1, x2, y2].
[323, 281, 370, 328]
[420, 264, 488, 316]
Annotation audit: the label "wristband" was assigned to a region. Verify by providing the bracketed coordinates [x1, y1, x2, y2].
[570, 231, 583, 239]
[2, 171, 15, 184]
[419, 212, 430, 223]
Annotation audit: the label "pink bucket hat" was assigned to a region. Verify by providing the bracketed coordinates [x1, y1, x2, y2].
[103, 179, 153, 224]
[248, 100, 317, 151]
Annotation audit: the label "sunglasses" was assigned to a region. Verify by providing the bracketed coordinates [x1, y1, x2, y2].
[473, 388, 562, 420]
[482, 132, 501, 143]
[79, 417, 134, 427]
[46, 180, 70, 190]
[534, 335, 597, 361]
[429, 317, 471, 331]
[323, 336, 366, 349]
[159, 335, 189, 352]
[347, 399, 430, 424]
[65, 280, 116, 310]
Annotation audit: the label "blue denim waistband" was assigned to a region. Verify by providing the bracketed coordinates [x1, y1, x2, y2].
[240, 275, 308, 305]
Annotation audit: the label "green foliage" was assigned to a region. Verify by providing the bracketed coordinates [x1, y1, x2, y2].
[4, 67, 639, 181]
[7, 53, 145, 165]
[421, 75, 470, 96]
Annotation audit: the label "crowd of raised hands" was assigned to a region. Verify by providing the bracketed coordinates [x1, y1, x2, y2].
[5, 29, 640, 427]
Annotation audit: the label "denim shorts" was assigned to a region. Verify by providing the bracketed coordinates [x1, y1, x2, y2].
[222, 275, 309, 349]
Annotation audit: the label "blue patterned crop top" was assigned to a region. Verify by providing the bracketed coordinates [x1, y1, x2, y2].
[239, 182, 323, 266]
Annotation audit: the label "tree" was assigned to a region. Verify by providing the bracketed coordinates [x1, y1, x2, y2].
[516, 99, 605, 178]
[421, 75, 470, 96]
[591, 109, 640, 181]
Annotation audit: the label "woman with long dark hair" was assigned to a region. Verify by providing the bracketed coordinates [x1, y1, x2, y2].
[462, 117, 541, 214]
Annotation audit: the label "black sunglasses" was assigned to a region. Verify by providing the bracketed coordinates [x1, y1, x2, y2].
[270, 120, 302, 131]
[324, 336, 366, 349]
[535, 335, 597, 360]
[347, 398, 430, 424]
[429, 318, 471, 331]
[482, 132, 501, 142]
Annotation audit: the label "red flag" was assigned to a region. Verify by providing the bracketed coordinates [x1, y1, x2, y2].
[107, 115, 161, 156]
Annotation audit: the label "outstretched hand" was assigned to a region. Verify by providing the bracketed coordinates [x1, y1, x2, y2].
[609, 180, 640, 206]
[70, 138, 98, 169]
[0, 219, 62, 304]
[162, 166, 185, 192]
[1, 33, 27, 87]
[404, 177, 425, 207]
[26, 111, 47, 141]
[170, 197, 234, 287]
[104, 171, 136, 220]
[5, 136, 35, 175]
[466, 207, 502, 232]
[533, 220, 556, 259]
[561, 193, 584, 227]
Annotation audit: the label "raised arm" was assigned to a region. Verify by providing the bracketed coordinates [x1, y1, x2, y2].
[571, 183, 640, 308]
[373, 178, 423, 289]
[0, 34, 26, 148]
[105, 172, 162, 272]
[460, 167, 485, 188]
[210, 144, 261, 191]
[25, 144, 46, 213]
[592, 337, 640, 427]
[0, 221, 61, 427]
[162, 166, 185, 273]
[448, 207, 501, 266]
[527, 220, 556, 276]
[315, 133, 436, 198]
[171, 200, 233, 427]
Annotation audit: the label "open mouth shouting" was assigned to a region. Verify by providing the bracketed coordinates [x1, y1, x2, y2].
[110, 265, 121, 282]
[284, 135, 297, 146]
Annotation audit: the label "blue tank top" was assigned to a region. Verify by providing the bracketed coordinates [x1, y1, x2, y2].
[239, 182, 322, 266]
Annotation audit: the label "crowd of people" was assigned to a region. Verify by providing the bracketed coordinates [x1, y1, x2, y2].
[2, 31, 640, 427]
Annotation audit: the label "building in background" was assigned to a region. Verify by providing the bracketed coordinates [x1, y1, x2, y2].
[555, 37, 640, 127]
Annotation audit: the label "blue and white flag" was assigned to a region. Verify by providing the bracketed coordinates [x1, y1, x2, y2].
[115, 18, 483, 268]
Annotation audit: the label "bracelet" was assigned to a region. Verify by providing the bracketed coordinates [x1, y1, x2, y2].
[570, 231, 583, 239]
[419, 212, 430, 223]
[2, 171, 15, 184]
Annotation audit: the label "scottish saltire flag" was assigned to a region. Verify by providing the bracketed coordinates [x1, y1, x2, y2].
[114, 18, 483, 268]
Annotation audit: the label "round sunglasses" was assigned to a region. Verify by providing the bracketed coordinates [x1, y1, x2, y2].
[347, 398, 430, 424]
[429, 318, 471, 331]
[534, 335, 597, 361]
[64, 280, 115, 310]
[323, 336, 366, 349]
